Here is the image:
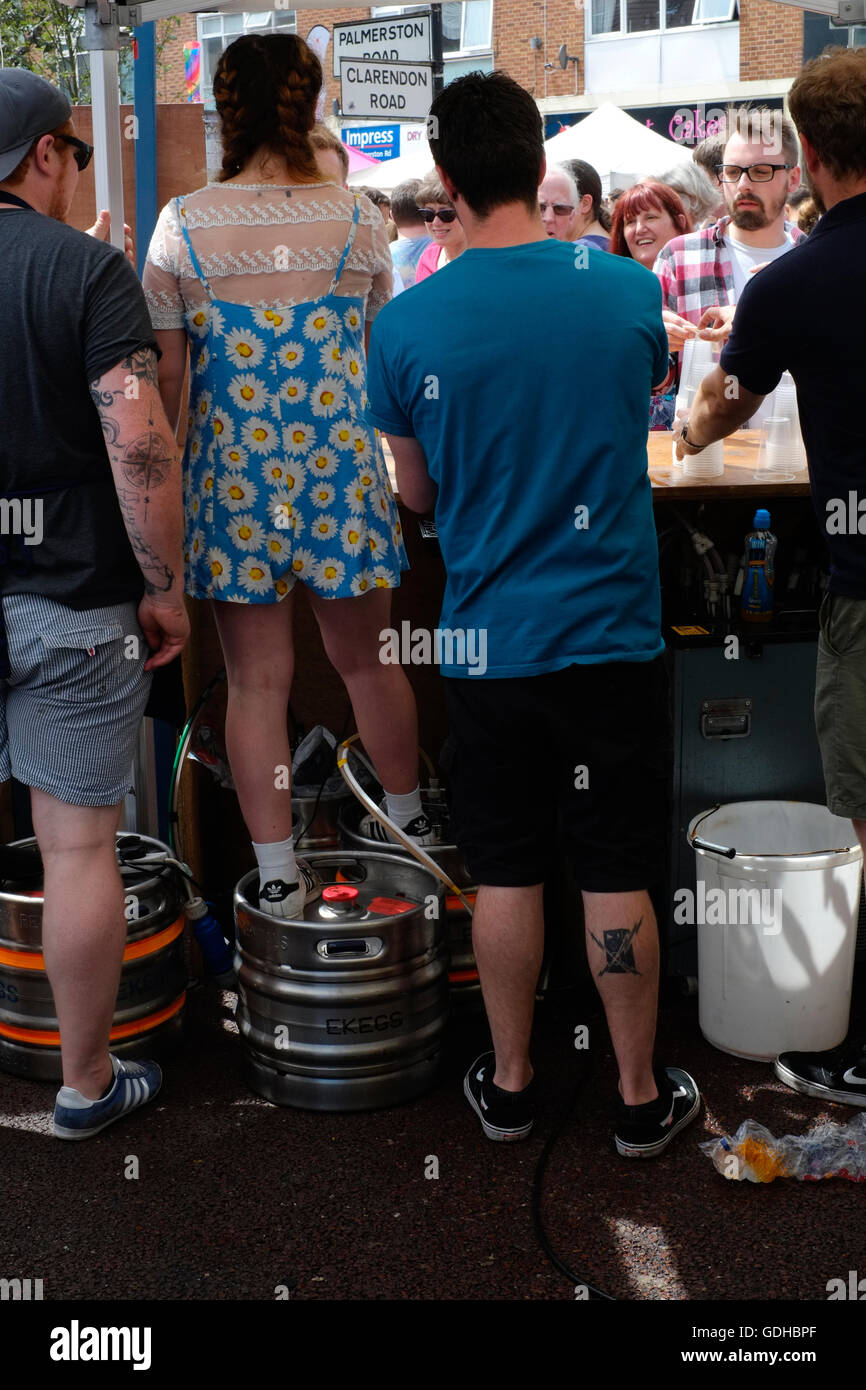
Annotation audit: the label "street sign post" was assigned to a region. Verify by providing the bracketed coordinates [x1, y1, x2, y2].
[339, 60, 434, 120]
[332, 13, 432, 77]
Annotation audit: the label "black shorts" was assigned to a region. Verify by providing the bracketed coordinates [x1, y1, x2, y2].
[444, 656, 671, 892]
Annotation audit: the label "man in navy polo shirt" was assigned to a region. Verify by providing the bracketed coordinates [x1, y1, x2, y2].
[367, 71, 701, 1157]
[677, 47, 866, 1107]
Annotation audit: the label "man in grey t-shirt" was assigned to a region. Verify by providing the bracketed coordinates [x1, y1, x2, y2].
[0, 69, 189, 1137]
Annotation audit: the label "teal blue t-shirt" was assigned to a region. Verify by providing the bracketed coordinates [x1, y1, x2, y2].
[366, 238, 668, 678]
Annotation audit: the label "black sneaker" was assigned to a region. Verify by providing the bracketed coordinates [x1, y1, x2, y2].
[463, 1050, 535, 1142]
[614, 1065, 701, 1158]
[775, 1038, 866, 1107]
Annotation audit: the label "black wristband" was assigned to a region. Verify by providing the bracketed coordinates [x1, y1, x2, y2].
[681, 422, 708, 452]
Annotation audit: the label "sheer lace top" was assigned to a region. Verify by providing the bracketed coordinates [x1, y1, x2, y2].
[142, 181, 393, 330]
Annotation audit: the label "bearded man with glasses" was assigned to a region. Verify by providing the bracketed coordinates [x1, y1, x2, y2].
[652, 106, 803, 424]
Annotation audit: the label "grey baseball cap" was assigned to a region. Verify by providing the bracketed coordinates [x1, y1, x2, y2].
[0, 69, 72, 182]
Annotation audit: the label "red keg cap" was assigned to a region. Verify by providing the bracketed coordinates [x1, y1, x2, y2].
[322, 885, 359, 903]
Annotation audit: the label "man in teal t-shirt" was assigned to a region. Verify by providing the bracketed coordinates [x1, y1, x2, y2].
[366, 71, 700, 1159]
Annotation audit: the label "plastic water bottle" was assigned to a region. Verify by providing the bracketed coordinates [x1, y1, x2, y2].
[186, 896, 236, 986]
[741, 508, 777, 624]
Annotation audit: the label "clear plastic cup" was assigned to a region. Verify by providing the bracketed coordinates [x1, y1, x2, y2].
[755, 415, 798, 481]
[679, 336, 716, 396]
[772, 372, 807, 472]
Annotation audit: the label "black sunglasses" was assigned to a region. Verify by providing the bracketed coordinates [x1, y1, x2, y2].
[55, 133, 94, 172]
[419, 207, 457, 223]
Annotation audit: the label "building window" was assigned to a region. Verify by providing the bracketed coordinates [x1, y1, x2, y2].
[196, 10, 297, 106]
[627, 0, 660, 32]
[442, 1, 493, 51]
[371, 3, 493, 59]
[591, 0, 621, 36]
[589, 0, 735, 36]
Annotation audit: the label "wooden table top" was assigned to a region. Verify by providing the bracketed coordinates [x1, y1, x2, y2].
[380, 431, 811, 502]
[647, 430, 810, 499]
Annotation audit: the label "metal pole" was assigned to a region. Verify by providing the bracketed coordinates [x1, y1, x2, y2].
[132, 20, 158, 275]
[430, 3, 444, 100]
[83, 0, 125, 251]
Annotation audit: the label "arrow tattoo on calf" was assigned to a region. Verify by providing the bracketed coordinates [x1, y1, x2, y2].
[590, 918, 642, 976]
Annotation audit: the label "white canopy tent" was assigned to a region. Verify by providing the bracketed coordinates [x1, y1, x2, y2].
[347, 142, 436, 191]
[544, 101, 694, 195]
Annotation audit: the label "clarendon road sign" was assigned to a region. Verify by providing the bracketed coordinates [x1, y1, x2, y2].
[339, 61, 434, 120]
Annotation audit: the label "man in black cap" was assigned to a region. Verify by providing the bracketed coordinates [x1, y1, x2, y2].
[0, 68, 189, 1137]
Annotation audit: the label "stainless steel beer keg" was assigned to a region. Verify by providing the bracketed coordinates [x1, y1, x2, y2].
[291, 790, 353, 851]
[235, 850, 448, 1111]
[338, 798, 480, 1010]
[0, 834, 187, 1081]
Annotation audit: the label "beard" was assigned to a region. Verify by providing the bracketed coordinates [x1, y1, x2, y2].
[804, 167, 826, 216]
[729, 187, 788, 230]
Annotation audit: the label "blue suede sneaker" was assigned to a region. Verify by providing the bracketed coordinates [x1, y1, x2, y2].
[52, 1054, 162, 1140]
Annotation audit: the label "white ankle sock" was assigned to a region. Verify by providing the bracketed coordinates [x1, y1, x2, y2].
[384, 787, 423, 827]
[252, 837, 297, 914]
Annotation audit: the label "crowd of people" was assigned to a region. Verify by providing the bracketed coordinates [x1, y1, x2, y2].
[1, 34, 865, 1153]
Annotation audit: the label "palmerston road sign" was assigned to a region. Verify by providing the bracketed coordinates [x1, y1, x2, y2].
[339, 61, 434, 120]
[332, 15, 433, 77]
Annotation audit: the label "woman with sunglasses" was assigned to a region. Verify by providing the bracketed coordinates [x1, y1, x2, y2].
[143, 33, 434, 920]
[414, 171, 468, 282]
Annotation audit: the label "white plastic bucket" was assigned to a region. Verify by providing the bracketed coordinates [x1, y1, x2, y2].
[688, 801, 862, 1061]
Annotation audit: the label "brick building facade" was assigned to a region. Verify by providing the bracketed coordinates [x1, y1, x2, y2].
[155, 1, 810, 143]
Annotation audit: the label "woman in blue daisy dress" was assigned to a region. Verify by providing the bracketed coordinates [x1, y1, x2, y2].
[143, 33, 432, 916]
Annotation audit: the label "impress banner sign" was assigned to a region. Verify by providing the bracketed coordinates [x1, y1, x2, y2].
[332, 15, 433, 77]
[342, 125, 401, 162]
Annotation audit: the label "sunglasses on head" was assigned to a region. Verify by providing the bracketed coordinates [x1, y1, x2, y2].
[55, 133, 94, 172]
[419, 207, 457, 223]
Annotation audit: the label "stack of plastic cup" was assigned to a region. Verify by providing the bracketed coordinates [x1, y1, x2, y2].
[673, 336, 719, 471]
[682, 437, 725, 478]
[755, 414, 799, 481]
[679, 335, 717, 395]
[769, 371, 807, 472]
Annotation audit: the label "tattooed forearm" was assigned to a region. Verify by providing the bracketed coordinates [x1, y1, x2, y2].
[120, 431, 175, 492]
[590, 919, 642, 976]
[115, 488, 175, 594]
[89, 352, 183, 596]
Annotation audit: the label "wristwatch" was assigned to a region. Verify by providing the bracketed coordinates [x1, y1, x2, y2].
[680, 422, 707, 453]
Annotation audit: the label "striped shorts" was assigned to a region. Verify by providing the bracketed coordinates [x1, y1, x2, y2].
[0, 593, 152, 806]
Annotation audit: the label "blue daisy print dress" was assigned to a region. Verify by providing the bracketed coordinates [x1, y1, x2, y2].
[176, 193, 407, 602]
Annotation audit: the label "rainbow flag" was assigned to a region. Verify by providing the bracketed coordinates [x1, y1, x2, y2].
[184, 44, 201, 104]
